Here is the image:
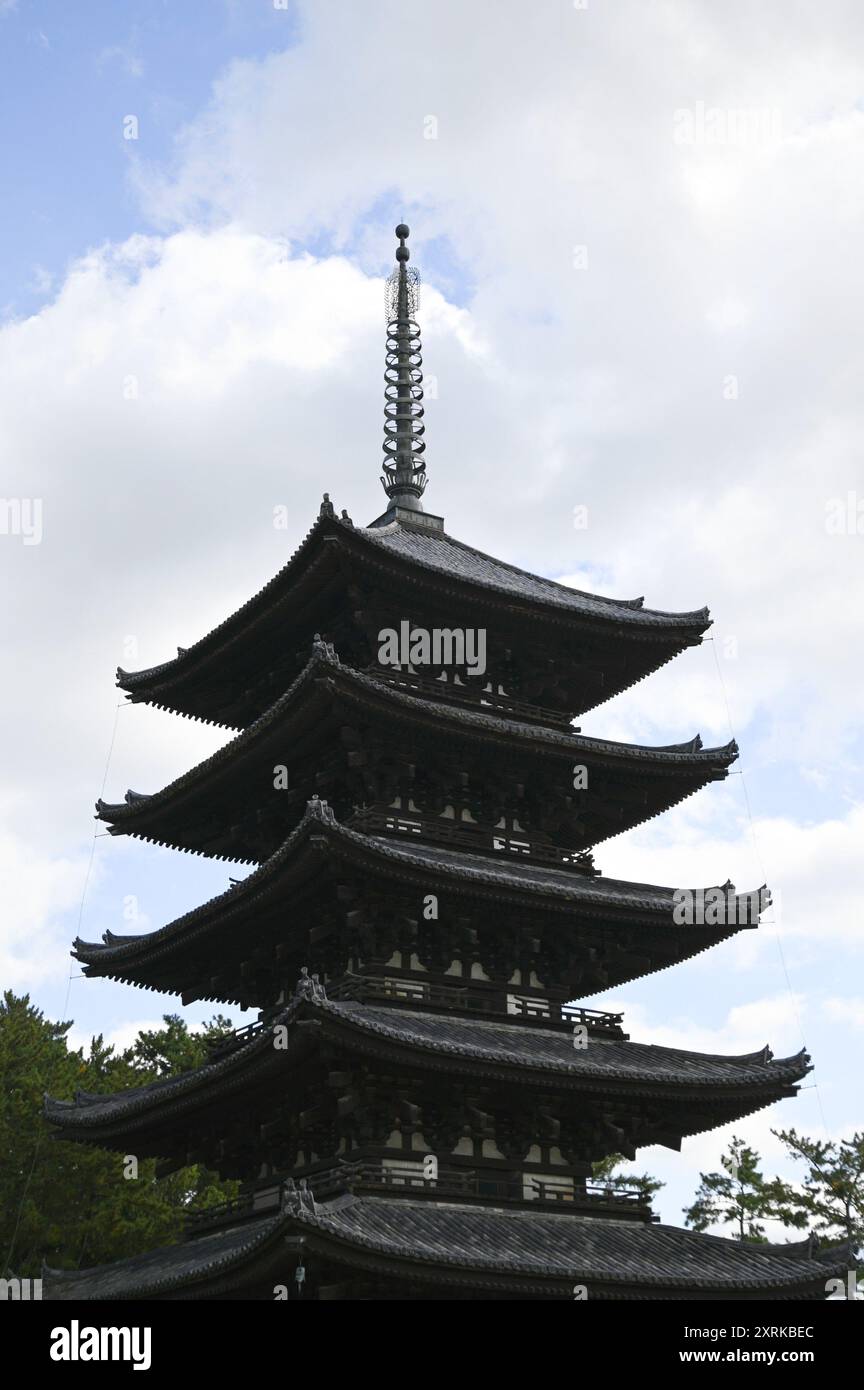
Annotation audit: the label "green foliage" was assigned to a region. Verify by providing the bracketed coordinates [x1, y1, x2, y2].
[683, 1136, 772, 1241]
[0, 991, 238, 1279]
[684, 1131, 864, 1259]
[128, 1012, 234, 1077]
[592, 1153, 664, 1204]
[768, 1128, 864, 1255]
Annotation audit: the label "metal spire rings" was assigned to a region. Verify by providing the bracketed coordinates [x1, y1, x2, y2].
[381, 224, 427, 509]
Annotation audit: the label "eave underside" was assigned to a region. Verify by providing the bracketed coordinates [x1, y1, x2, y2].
[44, 997, 808, 1156]
[116, 512, 711, 728]
[73, 808, 760, 1004]
[99, 650, 736, 863]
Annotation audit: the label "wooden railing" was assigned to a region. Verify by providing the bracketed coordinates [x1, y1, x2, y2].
[365, 665, 575, 730]
[346, 807, 597, 875]
[328, 973, 625, 1035]
[204, 1019, 268, 1062]
[204, 977, 625, 1063]
[184, 1160, 653, 1236]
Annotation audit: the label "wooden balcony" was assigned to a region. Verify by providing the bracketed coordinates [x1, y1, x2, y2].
[365, 665, 576, 730]
[346, 806, 598, 875]
[203, 975, 626, 1062]
[184, 1159, 655, 1238]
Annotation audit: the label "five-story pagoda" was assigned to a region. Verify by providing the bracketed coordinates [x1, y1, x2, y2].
[45, 227, 848, 1301]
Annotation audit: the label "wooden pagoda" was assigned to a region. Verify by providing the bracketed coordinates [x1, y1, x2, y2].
[45, 227, 848, 1301]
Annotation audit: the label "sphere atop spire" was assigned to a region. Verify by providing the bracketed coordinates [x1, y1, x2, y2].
[395, 224, 410, 261]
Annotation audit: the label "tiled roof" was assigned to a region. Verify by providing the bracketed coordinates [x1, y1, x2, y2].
[118, 511, 710, 694]
[98, 645, 736, 828]
[44, 995, 807, 1134]
[44, 1211, 291, 1301]
[304, 1194, 847, 1294]
[317, 1001, 808, 1087]
[359, 521, 708, 626]
[74, 801, 762, 969]
[44, 1195, 851, 1300]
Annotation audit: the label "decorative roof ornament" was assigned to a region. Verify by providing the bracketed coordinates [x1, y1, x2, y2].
[381, 224, 427, 511]
[281, 1175, 317, 1216]
[293, 965, 327, 1003]
[306, 794, 337, 825]
[311, 633, 339, 664]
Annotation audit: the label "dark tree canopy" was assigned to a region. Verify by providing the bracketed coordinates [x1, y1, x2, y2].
[0, 991, 237, 1279]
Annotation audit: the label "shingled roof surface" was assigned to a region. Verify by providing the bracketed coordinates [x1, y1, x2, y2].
[357, 520, 709, 625]
[44, 1194, 849, 1300]
[117, 512, 711, 692]
[74, 804, 762, 973]
[44, 1211, 289, 1301]
[313, 1001, 808, 1085]
[44, 996, 808, 1137]
[99, 647, 736, 827]
[303, 1194, 846, 1293]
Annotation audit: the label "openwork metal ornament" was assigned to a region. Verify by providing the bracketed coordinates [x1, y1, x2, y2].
[385, 262, 419, 323]
[381, 224, 427, 505]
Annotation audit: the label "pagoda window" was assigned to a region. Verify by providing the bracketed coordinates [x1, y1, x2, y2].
[452, 1135, 474, 1157]
[444, 960, 463, 977]
[409, 1131, 431, 1152]
[408, 953, 427, 973]
[384, 1130, 403, 1149]
[508, 969, 522, 986]
[469, 961, 490, 982]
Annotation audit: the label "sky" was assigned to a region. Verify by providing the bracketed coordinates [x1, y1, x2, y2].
[1, 0, 862, 1234]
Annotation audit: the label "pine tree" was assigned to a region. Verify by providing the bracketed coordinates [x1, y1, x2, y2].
[592, 1153, 664, 1205]
[683, 1136, 772, 1241]
[0, 991, 238, 1279]
[768, 1127, 864, 1255]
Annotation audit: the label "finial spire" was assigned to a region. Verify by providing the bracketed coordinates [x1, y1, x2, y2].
[381, 224, 427, 511]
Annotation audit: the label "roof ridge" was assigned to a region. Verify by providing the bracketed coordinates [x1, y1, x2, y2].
[358, 520, 711, 623]
[96, 654, 738, 836]
[75, 805, 763, 964]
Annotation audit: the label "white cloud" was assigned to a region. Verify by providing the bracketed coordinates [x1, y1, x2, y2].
[120, 0, 864, 750]
[824, 997, 864, 1030]
[591, 799, 864, 950]
[65, 1014, 213, 1055]
[1, 2, 861, 1175]
[604, 993, 807, 1059]
[0, 834, 94, 990]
